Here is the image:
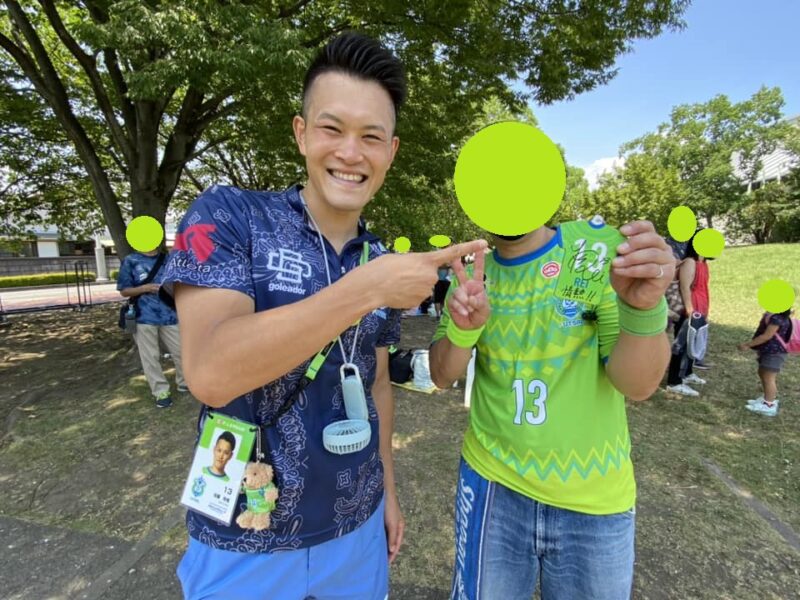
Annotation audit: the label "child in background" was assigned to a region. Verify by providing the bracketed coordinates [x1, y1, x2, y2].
[738, 309, 793, 416]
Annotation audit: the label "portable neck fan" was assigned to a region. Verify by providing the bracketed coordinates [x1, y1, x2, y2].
[322, 363, 371, 455]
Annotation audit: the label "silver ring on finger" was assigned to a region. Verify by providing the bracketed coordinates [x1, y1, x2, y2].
[657, 265, 665, 279]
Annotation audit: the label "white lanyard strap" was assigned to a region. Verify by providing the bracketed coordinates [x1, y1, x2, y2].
[300, 195, 363, 365]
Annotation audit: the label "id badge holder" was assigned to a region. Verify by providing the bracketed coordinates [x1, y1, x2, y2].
[180, 412, 257, 526]
[554, 215, 626, 307]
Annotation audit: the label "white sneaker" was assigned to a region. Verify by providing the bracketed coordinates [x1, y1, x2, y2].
[746, 395, 765, 406]
[666, 383, 700, 397]
[683, 373, 707, 385]
[746, 400, 778, 417]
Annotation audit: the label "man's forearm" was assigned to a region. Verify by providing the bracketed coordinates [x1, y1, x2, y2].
[181, 273, 381, 407]
[120, 285, 152, 298]
[606, 331, 670, 401]
[429, 337, 474, 389]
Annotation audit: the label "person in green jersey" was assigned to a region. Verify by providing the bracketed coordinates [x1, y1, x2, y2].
[430, 218, 675, 600]
[203, 430, 236, 482]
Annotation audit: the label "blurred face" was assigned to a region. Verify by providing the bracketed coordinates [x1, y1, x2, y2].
[293, 71, 399, 216]
[213, 439, 233, 472]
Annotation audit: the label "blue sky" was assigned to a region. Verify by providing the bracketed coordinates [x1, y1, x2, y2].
[530, 0, 800, 182]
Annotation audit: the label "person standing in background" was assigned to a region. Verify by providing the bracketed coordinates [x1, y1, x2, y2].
[117, 247, 187, 408]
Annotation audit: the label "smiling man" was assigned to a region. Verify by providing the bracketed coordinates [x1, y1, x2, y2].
[160, 32, 486, 600]
[203, 431, 235, 482]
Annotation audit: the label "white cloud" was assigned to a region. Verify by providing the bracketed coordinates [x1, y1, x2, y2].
[583, 156, 626, 191]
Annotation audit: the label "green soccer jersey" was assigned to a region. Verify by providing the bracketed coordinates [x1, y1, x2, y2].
[434, 221, 635, 515]
[203, 466, 230, 483]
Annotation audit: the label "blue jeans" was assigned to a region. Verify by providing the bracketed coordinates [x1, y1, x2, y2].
[451, 459, 635, 600]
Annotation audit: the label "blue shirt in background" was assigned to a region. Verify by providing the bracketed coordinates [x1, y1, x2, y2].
[117, 252, 178, 326]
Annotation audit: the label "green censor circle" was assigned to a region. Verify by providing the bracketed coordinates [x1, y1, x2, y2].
[453, 121, 566, 236]
[126, 216, 163, 252]
[668, 206, 697, 242]
[429, 234, 451, 248]
[758, 279, 795, 314]
[693, 228, 724, 258]
[394, 237, 411, 253]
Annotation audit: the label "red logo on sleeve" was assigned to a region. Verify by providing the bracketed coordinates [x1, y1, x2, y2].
[174, 224, 217, 263]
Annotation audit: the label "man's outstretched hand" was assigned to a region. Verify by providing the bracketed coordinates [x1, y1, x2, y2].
[363, 239, 488, 310]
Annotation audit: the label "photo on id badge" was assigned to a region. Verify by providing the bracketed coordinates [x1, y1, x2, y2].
[180, 414, 255, 525]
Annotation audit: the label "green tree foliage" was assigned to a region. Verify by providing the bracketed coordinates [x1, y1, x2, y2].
[0, 76, 108, 239]
[727, 167, 800, 244]
[622, 87, 791, 228]
[551, 164, 591, 224]
[1, 0, 689, 256]
[588, 153, 688, 232]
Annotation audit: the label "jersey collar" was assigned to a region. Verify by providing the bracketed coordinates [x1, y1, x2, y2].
[493, 226, 562, 266]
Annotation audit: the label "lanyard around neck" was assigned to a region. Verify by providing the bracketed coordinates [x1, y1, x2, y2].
[300, 193, 369, 367]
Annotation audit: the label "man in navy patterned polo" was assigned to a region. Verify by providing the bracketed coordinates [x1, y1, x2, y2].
[161, 32, 486, 599]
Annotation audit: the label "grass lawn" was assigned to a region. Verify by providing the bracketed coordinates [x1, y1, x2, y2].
[0, 243, 798, 599]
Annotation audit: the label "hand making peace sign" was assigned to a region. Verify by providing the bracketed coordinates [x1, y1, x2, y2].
[448, 248, 491, 330]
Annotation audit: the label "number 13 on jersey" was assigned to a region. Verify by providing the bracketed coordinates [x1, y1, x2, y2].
[512, 379, 548, 426]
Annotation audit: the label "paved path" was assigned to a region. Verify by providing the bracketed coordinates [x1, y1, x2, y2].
[0, 283, 124, 312]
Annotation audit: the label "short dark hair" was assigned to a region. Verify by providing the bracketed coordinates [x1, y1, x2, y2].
[216, 431, 236, 451]
[302, 32, 406, 120]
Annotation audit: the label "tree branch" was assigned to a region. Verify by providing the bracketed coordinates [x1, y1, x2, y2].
[3, 0, 128, 255]
[195, 100, 240, 132]
[180, 135, 234, 166]
[102, 48, 137, 139]
[106, 145, 126, 172]
[39, 0, 134, 165]
[182, 164, 207, 194]
[0, 30, 47, 94]
[198, 88, 235, 115]
[210, 145, 243, 188]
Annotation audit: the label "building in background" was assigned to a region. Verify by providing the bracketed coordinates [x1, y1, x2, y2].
[0, 214, 179, 277]
[732, 115, 800, 191]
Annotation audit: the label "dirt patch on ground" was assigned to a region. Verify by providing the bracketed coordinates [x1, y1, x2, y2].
[1, 310, 799, 599]
[0, 305, 197, 540]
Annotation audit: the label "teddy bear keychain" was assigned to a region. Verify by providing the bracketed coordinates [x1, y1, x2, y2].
[236, 429, 279, 531]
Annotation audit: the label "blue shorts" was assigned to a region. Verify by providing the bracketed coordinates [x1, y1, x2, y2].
[451, 459, 635, 600]
[177, 498, 388, 600]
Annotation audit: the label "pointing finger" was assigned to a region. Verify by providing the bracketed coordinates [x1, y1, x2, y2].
[428, 239, 488, 267]
[472, 245, 485, 284]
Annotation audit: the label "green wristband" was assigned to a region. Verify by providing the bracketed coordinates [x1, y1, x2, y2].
[618, 296, 668, 336]
[446, 320, 485, 348]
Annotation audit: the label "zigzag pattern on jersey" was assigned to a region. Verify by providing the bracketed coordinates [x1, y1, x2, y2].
[481, 345, 595, 379]
[476, 430, 631, 482]
[481, 316, 596, 368]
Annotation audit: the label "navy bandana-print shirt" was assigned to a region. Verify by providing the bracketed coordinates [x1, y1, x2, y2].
[161, 184, 401, 553]
[116, 253, 177, 326]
